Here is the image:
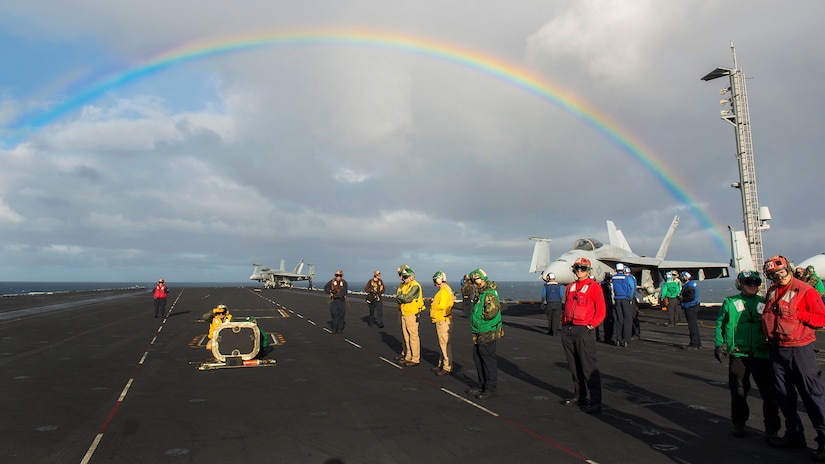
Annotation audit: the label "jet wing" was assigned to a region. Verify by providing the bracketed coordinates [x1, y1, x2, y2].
[660, 260, 730, 280]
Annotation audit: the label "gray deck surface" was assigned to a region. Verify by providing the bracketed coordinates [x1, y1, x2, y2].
[1, 287, 820, 463]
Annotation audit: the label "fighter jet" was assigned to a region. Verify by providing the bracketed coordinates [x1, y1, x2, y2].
[250, 260, 315, 289]
[529, 216, 730, 304]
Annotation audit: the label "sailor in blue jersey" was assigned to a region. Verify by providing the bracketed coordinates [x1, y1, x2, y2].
[611, 263, 634, 347]
[541, 273, 564, 336]
[680, 272, 701, 349]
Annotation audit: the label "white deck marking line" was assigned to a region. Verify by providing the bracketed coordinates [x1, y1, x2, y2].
[345, 339, 361, 348]
[79, 433, 104, 464]
[323, 327, 332, 333]
[307, 320, 316, 325]
[80, 288, 185, 464]
[441, 388, 499, 417]
[379, 356, 404, 369]
[118, 378, 134, 401]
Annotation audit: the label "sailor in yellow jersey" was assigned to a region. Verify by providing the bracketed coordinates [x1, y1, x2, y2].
[395, 265, 424, 367]
[430, 271, 453, 375]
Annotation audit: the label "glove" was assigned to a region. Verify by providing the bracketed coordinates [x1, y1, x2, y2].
[541, 303, 547, 311]
[714, 346, 726, 364]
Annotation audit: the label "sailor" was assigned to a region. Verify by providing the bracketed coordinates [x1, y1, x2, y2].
[541, 272, 564, 336]
[626, 266, 640, 339]
[761, 255, 825, 460]
[152, 278, 169, 318]
[679, 271, 702, 350]
[611, 263, 634, 347]
[714, 270, 780, 439]
[465, 268, 502, 399]
[599, 272, 615, 344]
[804, 265, 825, 298]
[661, 270, 682, 327]
[395, 265, 424, 367]
[206, 305, 232, 350]
[323, 270, 348, 334]
[429, 271, 453, 376]
[461, 274, 474, 318]
[363, 270, 385, 328]
[560, 257, 606, 413]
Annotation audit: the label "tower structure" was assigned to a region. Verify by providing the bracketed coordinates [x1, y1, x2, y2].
[701, 43, 770, 273]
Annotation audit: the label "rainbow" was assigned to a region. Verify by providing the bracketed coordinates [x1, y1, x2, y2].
[14, 28, 728, 252]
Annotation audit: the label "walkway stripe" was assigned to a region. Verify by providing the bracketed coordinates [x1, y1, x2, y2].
[79, 289, 184, 464]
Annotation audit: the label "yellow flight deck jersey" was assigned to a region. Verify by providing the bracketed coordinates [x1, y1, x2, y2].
[430, 284, 454, 323]
[397, 279, 425, 316]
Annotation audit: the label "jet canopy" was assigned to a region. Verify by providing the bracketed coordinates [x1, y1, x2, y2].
[572, 238, 603, 251]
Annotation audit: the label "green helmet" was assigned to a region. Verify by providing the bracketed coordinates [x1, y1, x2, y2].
[736, 270, 761, 289]
[432, 271, 446, 284]
[469, 268, 488, 281]
[397, 264, 414, 277]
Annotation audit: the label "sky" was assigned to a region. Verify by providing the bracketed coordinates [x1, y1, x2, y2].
[0, 1, 823, 284]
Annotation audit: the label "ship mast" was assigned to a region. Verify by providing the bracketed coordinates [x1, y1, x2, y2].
[701, 43, 770, 274]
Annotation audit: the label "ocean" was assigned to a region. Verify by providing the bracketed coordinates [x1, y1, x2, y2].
[0, 279, 738, 304]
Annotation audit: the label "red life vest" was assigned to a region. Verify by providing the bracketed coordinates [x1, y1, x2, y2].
[562, 279, 606, 327]
[153, 284, 168, 299]
[762, 279, 820, 347]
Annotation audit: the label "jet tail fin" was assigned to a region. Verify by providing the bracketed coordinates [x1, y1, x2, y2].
[278, 259, 286, 272]
[293, 260, 304, 275]
[607, 220, 632, 252]
[728, 226, 755, 275]
[528, 237, 551, 274]
[654, 216, 680, 260]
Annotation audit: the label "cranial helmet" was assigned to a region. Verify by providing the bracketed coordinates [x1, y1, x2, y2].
[546, 272, 555, 281]
[432, 271, 446, 284]
[615, 263, 625, 272]
[573, 257, 591, 268]
[763, 255, 791, 278]
[470, 268, 488, 282]
[397, 264, 414, 277]
[680, 271, 692, 281]
[735, 270, 762, 290]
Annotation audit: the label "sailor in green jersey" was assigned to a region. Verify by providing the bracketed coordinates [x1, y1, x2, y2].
[714, 270, 780, 439]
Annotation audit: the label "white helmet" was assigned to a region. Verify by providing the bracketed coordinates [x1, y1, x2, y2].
[616, 263, 625, 272]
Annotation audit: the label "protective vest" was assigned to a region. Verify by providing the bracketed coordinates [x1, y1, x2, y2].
[562, 279, 606, 326]
[543, 282, 562, 303]
[470, 283, 501, 334]
[153, 284, 168, 299]
[611, 274, 633, 300]
[715, 293, 769, 358]
[208, 313, 232, 339]
[430, 284, 453, 323]
[398, 280, 425, 316]
[763, 279, 824, 347]
[661, 280, 681, 299]
[680, 280, 699, 308]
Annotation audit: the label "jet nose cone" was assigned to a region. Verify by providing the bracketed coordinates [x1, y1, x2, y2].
[547, 261, 575, 285]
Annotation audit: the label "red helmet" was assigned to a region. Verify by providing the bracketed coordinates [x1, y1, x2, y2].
[763, 255, 789, 274]
[573, 257, 591, 268]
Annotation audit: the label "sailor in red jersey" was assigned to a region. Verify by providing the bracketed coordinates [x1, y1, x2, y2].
[560, 257, 606, 414]
[153, 278, 169, 318]
[761, 255, 825, 460]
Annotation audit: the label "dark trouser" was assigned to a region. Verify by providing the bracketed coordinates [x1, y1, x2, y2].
[462, 296, 471, 317]
[683, 304, 701, 347]
[666, 298, 681, 326]
[769, 343, 825, 443]
[545, 301, 562, 335]
[329, 298, 346, 332]
[631, 301, 640, 337]
[153, 298, 166, 317]
[561, 325, 602, 405]
[729, 355, 781, 432]
[368, 299, 384, 326]
[472, 340, 498, 392]
[601, 303, 615, 342]
[614, 299, 633, 343]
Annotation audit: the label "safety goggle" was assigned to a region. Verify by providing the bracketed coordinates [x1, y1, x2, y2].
[572, 264, 589, 272]
[740, 277, 761, 287]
